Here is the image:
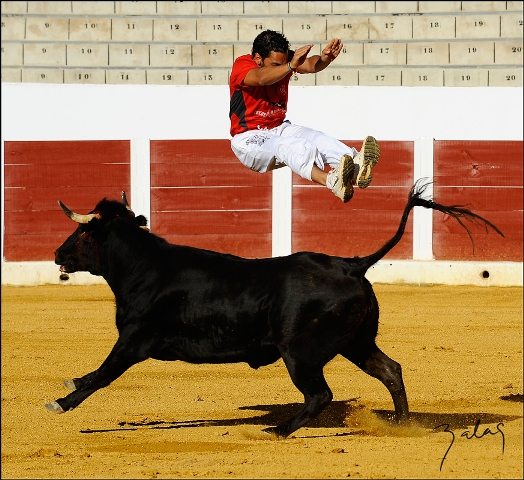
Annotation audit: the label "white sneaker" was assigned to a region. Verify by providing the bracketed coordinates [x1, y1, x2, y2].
[326, 154, 354, 203]
[354, 136, 380, 189]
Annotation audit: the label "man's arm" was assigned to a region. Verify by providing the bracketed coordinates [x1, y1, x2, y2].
[297, 38, 343, 74]
[243, 63, 293, 86]
[243, 44, 314, 86]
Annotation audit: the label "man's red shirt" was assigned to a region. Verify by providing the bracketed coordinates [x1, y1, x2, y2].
[229, 54, 293, 137]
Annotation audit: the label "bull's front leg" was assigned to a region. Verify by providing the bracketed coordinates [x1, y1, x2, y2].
[62, 371, 97, 392]
[45, 335, 151, 413]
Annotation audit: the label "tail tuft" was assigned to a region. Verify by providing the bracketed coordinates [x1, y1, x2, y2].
[411, 178, 505, 246]
[355, 178, 504, 273]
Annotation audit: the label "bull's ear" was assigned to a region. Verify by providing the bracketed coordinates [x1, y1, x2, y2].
[58, 201, 101, 224]
[136, 215, 148, 227]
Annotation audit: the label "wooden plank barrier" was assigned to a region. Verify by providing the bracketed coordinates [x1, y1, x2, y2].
[2, 139, 522, 264]
[292, 141, 415, 258]
[3, 140, 130, 261]
[434, 140, 523, 261]
[150, 140, 273, 258]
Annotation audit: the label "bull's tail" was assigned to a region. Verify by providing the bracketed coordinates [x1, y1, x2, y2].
[353, 179, 504, 273]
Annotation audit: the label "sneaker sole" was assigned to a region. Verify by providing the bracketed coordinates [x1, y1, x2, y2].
[356, 136, 380, 189]
[340, 154, 355, 203]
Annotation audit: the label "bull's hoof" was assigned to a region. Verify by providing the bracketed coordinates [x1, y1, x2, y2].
[63, 379, 77, 391]
[394, 413, 411, 426]
[261, 426, 288, 439]
[45, 401, 65, 414]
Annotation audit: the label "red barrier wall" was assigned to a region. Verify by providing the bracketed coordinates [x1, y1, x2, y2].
[292, 141, 415, 258]
[433, 141, 523, 261]
[3, 140, 130, 261]
[3, 139, 522, 263]
[150, 140, 272, 258]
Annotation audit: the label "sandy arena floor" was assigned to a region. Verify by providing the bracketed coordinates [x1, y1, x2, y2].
[1, 283, 522, 479]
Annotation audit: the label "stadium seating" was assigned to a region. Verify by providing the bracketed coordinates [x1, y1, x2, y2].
[1, 1, 522, 86]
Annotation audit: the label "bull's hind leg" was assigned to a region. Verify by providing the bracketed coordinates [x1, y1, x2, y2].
[342, 345, 409, 421]
[263, 354, 333, 438]
[45, 335, 151, 413]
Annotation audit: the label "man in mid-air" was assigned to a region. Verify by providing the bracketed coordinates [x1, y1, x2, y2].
[229, 29, 380, 203]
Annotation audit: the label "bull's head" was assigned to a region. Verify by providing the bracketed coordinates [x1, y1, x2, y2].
[55, 192, 148, 277]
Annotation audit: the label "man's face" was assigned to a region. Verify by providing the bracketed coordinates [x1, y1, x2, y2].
[253, 51, 288, 67]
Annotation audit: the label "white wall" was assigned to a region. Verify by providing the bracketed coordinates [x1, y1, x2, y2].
[1, 83, 523, 286]
[1, 83, 523, 141]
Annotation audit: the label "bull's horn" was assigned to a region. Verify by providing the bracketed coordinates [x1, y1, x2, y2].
[121, 191, 135, 216]
[58, 201, 101, 224]
[122, 191, 130, 209]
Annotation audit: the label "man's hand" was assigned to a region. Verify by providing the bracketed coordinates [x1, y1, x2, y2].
[290, 44, 314, 70]
[321, 38, 343, 63]
[296, 39, 343, 74]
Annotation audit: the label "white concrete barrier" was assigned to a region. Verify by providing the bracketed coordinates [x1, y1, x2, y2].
[2, 260, 522, 287]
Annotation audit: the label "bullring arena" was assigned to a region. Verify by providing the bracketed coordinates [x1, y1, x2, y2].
[2, 283, 523, 478]
[1, 1, 523, 479]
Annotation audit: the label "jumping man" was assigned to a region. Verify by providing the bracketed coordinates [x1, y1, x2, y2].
[229, 29, 380, 203]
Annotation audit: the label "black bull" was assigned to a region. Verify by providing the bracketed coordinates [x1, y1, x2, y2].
[46, 180, 503, 437]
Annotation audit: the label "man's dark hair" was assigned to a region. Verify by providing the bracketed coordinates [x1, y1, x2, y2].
[252, 30, 290, 59]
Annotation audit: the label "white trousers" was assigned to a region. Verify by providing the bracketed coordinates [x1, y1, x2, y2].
[230, 121, 358, 181]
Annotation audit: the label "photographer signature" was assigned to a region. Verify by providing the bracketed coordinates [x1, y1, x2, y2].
[433, 419, 505, 471]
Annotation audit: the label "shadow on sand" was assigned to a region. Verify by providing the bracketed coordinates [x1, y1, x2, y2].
[80, 400, 522, 436]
